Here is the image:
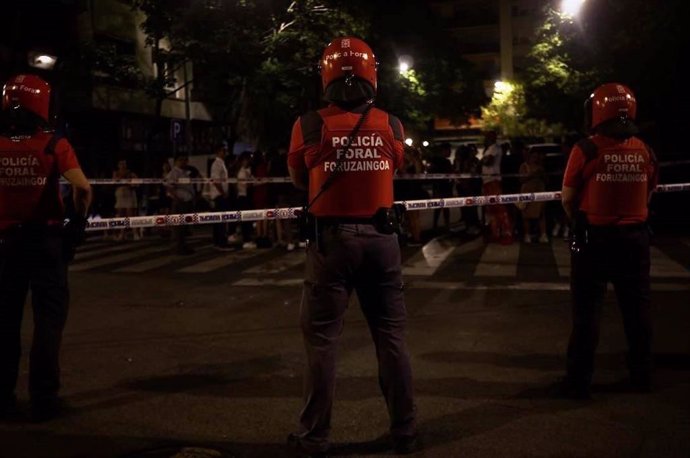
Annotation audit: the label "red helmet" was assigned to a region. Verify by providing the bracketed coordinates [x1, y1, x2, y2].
[588, 83, 637, 129]
[2, 74, 51, 122]
[320, 37, 377, 93]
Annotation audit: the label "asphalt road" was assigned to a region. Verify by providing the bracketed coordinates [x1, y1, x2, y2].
[1, 230, 689, 458]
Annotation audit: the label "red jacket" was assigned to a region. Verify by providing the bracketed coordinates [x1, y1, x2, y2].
[0, 131, 80, 230]
[288, 104, 404, 217]
[563, 134, 657, 226]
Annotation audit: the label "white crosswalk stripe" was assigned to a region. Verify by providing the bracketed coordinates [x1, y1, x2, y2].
[176, 249, 261, 273]
[74, 241, 153, 261]
[649, 247, 690, 278]
[70, 237, 690, 283]
[403, 236, 459, 276]
[551, 239, 571, 277]
[70, 244, 171, 272]
[474, 242, 520, 277]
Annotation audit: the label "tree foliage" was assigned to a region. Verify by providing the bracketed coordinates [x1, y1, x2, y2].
[481, 81, 564, 138]
[525, 0, 690, 146]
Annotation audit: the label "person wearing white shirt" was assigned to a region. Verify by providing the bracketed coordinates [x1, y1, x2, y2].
[235, 151, 256, 249]
[209, 143, 232, 249]
[480, 130, 513, 244]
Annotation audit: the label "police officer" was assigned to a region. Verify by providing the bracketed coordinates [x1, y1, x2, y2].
[287, 37, 416, 456]
[0, 74, 92, 421]
[560, 83, 657, 398]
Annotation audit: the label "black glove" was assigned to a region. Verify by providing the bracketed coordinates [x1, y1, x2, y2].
[63, 215, 88, 262]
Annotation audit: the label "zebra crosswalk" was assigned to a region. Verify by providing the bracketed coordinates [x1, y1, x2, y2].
[70, 235, 690, 288]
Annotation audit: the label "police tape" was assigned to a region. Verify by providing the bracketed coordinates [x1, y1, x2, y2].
[84, 182, 690, 231]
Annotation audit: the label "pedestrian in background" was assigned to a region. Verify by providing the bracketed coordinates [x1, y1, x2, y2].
[252, 150, 271, 248]
[166, 155, 195, 255]
[209, 142, 232, 250]
[480, 130, 513, 244]
[394, 146, 425, 245]
[287, 36, 417, 456]
[454, 144, 481, 235]
[269, 147, 297, 251]
[0, 74, 92, 422]
[235, 151, 256, 249]
[560, 83, 658, 399]
[427, 142, 453, 233]
[113, 159, 141, 241]
[519, 149, 548, 243]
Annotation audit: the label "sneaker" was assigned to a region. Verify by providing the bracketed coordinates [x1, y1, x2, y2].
[298, 241, 307, 248]
[286, 242, 296, 252]
[393, 434, 419, 455]
[552, 223, 561, 237]
[286, 433, 329, 457]
[523, 235, 532, 244]
[242, 241, 257, 250]
[466, 226, 481, 236]
[562, 226, 570, 238]
[256, 237, 273, 249]
[0, 394, 18, 421]
[538, 234, 549, 244]
[630, 372, 653, 393]
[227, 234, 241, 244]
[175, 246, 195, 256]
[30, 397, 65, 423]
[550, 377, 591, 400]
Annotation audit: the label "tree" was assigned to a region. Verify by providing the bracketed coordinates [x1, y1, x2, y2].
[525, 0, 690, 150]
[481, 81, 564, 138]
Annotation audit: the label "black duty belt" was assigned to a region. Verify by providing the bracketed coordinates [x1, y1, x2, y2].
[0, 222, 63, 237]
[588, 223, 647, 235]
[316, 216, 375, 226]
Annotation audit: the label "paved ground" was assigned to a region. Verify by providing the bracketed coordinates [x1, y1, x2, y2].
[1, 229, 689, 458]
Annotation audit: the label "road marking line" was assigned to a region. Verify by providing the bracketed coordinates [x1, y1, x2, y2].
[74, 241, 154, 261]
[176, 249, 261, 273]
[223, 277, 689, 292]
[242, 251, 305, 274]
[551, 240, 571, 278]
[113, 245, 213, 273]
[75, 241, 111, 253]
[407, 281, 690, 292]
[403, 236, 464, 276]
[232, 278, 304, 287]
[70, 244, 171, 272]
[650, 247, 690, 278]
[474, 242, 521, 277]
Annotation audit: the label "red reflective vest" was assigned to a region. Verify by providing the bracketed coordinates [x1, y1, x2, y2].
[289, 105, 405, 218]
[563, 135, 657, 226]
[0, 131, 80, 230]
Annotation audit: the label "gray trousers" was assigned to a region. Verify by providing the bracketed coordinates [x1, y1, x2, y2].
[297, 223, 416, 451]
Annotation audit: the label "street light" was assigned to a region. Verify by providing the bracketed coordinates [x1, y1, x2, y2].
[560, 0, 586, 18]
[494, 80, 512, 94]
[405, 138, 414, 146]
[422, 141, 429, 147]
[28, 52, 57, 70]
[398, 55, 413, 75]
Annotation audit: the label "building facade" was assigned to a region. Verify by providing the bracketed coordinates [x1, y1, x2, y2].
[0, 0, 217, 178]
[428, 0, 544, 135]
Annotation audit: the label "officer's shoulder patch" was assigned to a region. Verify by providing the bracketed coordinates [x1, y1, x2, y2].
[299, 111, 323, 146]
[44, 133, 63, 156]
[388, 114, 403, 142]
[576, 138, 598, 162]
